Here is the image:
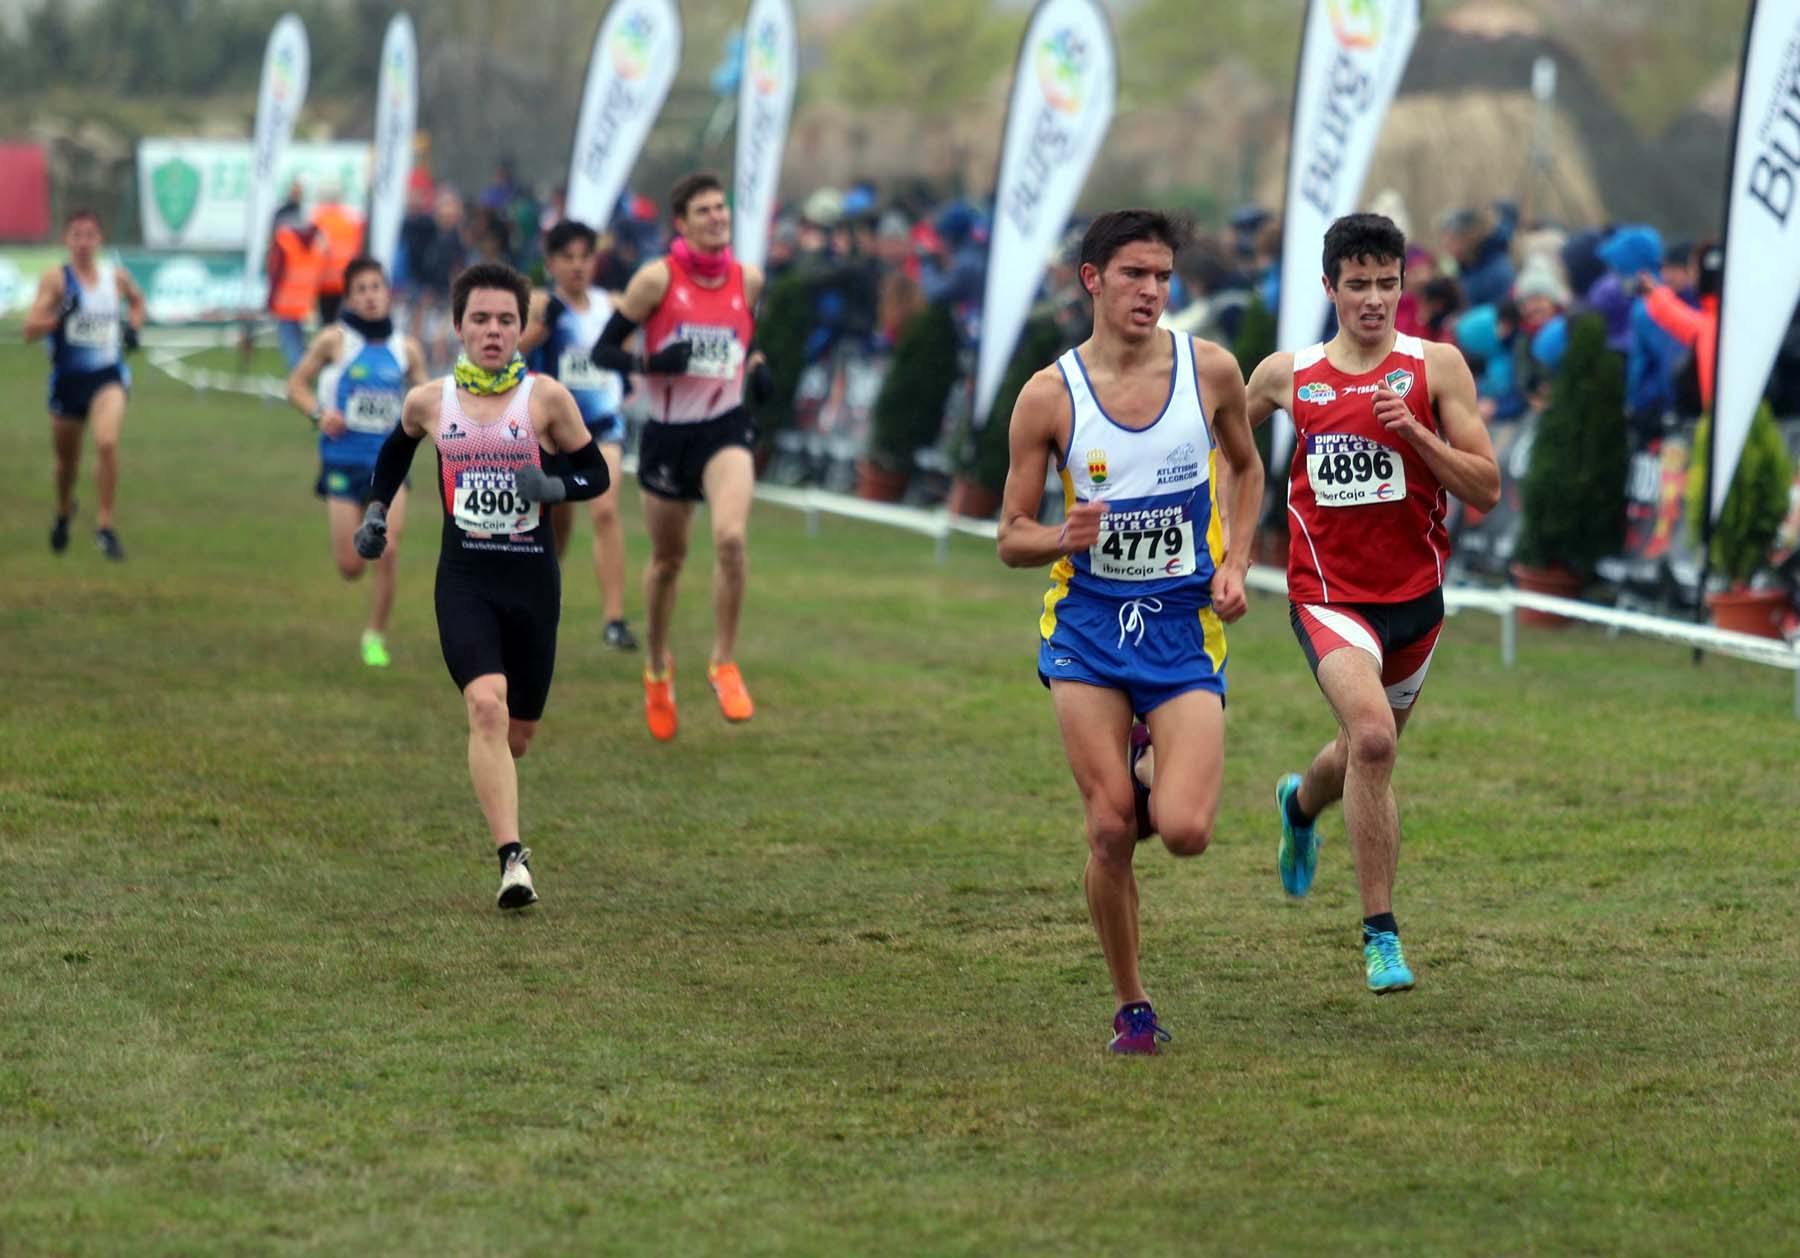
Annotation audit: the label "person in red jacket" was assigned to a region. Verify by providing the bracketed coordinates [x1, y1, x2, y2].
[1639, 242, 1722, 411]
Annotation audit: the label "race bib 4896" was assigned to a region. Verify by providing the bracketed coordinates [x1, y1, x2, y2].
[1307, 434, 1405, 507]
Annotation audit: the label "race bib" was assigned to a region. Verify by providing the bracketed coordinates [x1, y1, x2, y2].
[344, 391, 402, 434]
[558, 349, 624, 406]
[1307, 435, 1406, 508]
[677, 323, 744, 380]
[451, 467, 541, 536]
[1090, 515, 1197, 582]
[66, 311, 116, 351]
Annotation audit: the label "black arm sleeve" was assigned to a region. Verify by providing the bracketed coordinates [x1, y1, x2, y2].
[589, 311, 641, 374]
[368, 424, 422, 507]
[558, 438, 612, 502]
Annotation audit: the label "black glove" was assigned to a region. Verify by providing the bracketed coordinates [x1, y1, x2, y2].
[747, 359, 775, 406]
[644, 340, 693, 375]
[353, 501, 389, 559]
[513, 463, 567, 505]
[542, 293, 568, 329]
[123, 324, 140, 354]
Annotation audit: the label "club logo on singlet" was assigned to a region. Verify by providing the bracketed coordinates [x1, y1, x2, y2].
[1157, 441, 1200, 486]
[1297, 381, 1338, 405]
[443, 421, 466, 440]
[508, 419, 523, 442]
[1384, 368, 1414, 398]
[1086, 448, 1108, 485]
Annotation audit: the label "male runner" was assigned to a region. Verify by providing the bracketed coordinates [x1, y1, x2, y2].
[1245, 213, 1498, 994]
[353, 262, 612, 909]
[590, 172, 775, 740]
[997, 209, 1263, 1054]
[286, 256, 428, 667]
[23, 209, 145, 559]
[519, 219, 637, 651]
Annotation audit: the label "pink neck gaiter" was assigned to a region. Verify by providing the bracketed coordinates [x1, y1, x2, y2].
[670, 235, 733, 281]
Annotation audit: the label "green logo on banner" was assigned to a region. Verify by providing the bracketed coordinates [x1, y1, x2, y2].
[152, 159, 201, 235]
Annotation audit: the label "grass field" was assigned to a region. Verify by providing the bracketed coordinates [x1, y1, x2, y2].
[3, 342, 1798, 1256]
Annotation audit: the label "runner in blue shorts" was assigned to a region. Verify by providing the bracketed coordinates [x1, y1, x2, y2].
[287, 256, 428, 667]
[521, 219, 638, 651]
[997, 209, 1263, 1055]
[23, 209, 146, 559]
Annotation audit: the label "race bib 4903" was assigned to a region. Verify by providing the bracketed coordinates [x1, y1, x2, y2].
[451, 467, 541, 536]
[1307, 434, 1406, 507]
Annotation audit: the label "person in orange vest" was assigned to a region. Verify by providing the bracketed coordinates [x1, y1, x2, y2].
[269, 192, 326, 370]
[311, 183, 366, 324]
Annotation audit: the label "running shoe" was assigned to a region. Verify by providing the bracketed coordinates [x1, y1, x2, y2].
[1108, 1001, 1171, 1055]
[1276, 772, 1320, 899]
[497, 846, 537, 910]
[644, 662, 678, 741]
[603, 618, 639, 651]
[360, 629, 391, 669]
[50, 512, 71, 554]
[708, 662, 754, 722]
[95, 526, 125, 561]
[1363, 929, 1415, 995]
[1130, 721, 1154, 841]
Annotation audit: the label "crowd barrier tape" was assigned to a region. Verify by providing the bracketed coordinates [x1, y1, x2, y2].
[142, 331, 1800, 718]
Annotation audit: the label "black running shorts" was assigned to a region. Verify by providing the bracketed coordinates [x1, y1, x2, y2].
[636, 408, 757, 502]
[433, 561, 561, 721]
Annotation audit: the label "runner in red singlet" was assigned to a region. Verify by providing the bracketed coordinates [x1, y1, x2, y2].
[588, 172, 773, 741]
[1245, 213, 1499, 995]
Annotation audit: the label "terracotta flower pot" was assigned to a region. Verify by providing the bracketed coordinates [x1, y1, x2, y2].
[1509, 562, 1583, 628]
[1705, 588, 1789, 639]
[856, 459, 908, 503]
[946, 476, 1001, 519]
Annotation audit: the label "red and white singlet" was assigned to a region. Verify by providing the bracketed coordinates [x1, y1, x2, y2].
[1285, 333, 1449, 605]
[641, 251, 754, 424]
[434, 375, 552, 557]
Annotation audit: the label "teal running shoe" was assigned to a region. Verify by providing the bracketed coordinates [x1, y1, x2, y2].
[1363, 930, 1415, 994]
[1275, 773, 1319, 898]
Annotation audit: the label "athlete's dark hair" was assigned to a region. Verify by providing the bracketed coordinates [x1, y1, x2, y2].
[342, 255, 385, 290]
[451, 262, 531, 325]
[64, 207, 101, 230]
[669, 172, 725, 220]
[1079, 209, 1187, 276]
[1322, 213, 1407, 287]
[545, 219, 598, 256]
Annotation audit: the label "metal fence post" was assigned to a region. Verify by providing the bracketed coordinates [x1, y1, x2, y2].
[1500, 602, 1518, 669]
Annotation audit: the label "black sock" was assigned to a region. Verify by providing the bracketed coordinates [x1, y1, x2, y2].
[497, 841, 522, 873]
[1284, 786, 1315, 829]
[1363, 912, 1398, 940]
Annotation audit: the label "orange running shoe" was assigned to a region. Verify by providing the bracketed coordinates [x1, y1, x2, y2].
[708, 661, 755, 722]
[644, 661, 678, 741]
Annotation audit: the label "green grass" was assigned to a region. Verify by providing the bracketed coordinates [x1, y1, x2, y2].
[2, 343, 1797, 1256]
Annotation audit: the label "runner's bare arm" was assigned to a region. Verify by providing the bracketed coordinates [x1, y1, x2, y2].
[1196, 340, 1261, 621]
[742, 262, 764, 312]
[997, 368, 1105, 568]
[1244, 351, 1295, 430]
[399, 380, 436, 439]
[1384, 341, 1500, 511]
[117, 269, 147, 330]
[519, 377, 611, 503]
[614, 258, 671, 324]
[533, 376, 591, 454]
[517, 290, 552, 356]
[21, 268, 67, 341]
[286, 326, 345, 429]
[402, 337, 429, 387]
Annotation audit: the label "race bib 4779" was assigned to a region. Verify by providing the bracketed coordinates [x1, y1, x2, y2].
[1089, 503, 1197, 582]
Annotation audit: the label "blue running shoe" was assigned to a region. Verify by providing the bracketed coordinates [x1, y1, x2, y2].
[1276, 773, 1319, 898]
[1108, 1001, 1171, 1055]
[1363, 930, 1415, 995]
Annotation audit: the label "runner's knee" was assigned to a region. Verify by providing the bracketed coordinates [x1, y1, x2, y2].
[1158, 814, 1213, 858]
[1346, 719, 1396, 770]
[1085, 800, 1138, 861]
[466, 688, 510, 738]
[712, 526, 746, 569]
[334, 553, 365, 580]
[648, 546, 686, 580]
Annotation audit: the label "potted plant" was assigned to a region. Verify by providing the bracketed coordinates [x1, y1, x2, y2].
[860, 302, 960, 502]
[748, 269, 812, 477]
[1511, 314, 1629, 625]
[1686, 402, 1795, 637]
[1231, 294, 1286, 566]
[949, 313, 1064, 518]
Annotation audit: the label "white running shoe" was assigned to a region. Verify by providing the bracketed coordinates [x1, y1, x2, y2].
[496, 846, 537, 909]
